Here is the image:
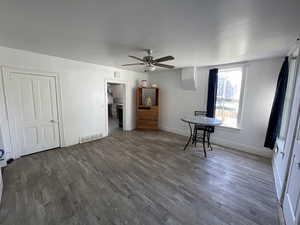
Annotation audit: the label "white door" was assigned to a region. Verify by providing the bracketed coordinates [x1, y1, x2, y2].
[283, 110, 300, 225]
[4, 69, 60, 156]
[273, 48, 299, 199]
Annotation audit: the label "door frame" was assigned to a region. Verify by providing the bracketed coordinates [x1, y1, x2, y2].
[0, 66, 65, 159]
[273, 43, 300, 201]
[283, 109, 300, 225]
[104, 79, 128, 136]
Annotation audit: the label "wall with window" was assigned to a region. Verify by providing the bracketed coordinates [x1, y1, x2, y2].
[149, 57, 283, 157]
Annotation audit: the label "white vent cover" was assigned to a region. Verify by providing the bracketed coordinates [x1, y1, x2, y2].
[114, 71, 121, 79]
[181, 67, 197, 90]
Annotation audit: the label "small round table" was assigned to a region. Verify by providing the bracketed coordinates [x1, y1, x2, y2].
[181, 116, 222, 157]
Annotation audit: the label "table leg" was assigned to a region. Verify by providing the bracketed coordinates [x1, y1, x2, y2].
[207, 132, 213, 151]
[183, 122, 193, 151]
[194, 129, 197, 147]
[202, 130, 207, 157]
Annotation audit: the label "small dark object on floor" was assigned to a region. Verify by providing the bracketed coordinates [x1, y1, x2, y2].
[6, 158, 14, 164]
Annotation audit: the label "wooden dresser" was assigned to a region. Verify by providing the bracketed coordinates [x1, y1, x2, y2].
[136, 87, 159, 130]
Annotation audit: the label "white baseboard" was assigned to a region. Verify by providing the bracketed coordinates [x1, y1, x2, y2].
[211, 136, 273, 158]
[160, 126, 272, 158]
[160, 126, 188, 137]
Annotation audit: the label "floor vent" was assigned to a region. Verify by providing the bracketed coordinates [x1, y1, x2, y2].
[79, 134, 103, 144]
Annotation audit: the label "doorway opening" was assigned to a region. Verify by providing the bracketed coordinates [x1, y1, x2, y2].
[106, 82, 126, 135]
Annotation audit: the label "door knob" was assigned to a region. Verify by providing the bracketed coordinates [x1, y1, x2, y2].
[50, 120, 56, 123]
[297, 163, 300, 169]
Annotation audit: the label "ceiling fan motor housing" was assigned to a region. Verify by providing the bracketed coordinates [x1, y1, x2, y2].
[143, 56, 154, 63]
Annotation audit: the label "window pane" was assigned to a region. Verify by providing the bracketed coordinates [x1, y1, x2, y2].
[216, 68, 243, 128]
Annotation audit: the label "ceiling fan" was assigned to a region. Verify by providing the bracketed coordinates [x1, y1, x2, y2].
[122, 49, 175, 72]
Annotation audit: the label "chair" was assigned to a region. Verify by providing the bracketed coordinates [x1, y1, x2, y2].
[193, 111, 213, 151]
[194, 111, 207, 131]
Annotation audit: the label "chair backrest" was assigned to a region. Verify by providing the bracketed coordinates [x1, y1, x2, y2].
[194, 111, 207, 116]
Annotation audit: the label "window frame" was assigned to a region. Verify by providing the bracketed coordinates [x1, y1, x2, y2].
[216, 64, 247, 130]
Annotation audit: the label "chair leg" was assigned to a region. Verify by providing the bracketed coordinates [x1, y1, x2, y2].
[194, 129, 197, 147]
[202, 130, 207, 157]
[207, 132, 213, 151]
[192, 127, 196, 144]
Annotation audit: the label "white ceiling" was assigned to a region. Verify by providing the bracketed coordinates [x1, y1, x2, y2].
[0, 0, 299, 71]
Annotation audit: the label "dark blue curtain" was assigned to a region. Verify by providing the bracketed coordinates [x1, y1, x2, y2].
[206, 68, 219, 118]
[264, 57, 289, 149]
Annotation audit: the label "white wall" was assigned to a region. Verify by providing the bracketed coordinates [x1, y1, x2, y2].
[0, 170, 2, 203]
[149, 57, 283, 157]
[0, 130, 3, 149]
[0, 45, 284, 158]
[0, 129, 5, 167]
[0, 46, 147, 159]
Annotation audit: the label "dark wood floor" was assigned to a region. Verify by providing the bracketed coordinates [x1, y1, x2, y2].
[0, 130, 279, 225]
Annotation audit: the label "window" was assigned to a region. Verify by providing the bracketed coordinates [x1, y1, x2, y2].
[216, 67, 244, 128]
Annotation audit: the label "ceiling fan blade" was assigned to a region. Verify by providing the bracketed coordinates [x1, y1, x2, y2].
[155, 63, 175, 69]
[122, 63, 144, 66]
[154, 56, 175, 63]
[128, 55, 144, 62]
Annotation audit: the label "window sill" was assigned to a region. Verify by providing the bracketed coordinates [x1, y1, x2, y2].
[216, 125, 242, 131]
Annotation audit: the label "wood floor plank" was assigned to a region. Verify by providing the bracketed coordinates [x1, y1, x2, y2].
[0, 130, 279, 225]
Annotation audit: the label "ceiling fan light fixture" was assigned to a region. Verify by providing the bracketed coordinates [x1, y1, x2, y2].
[144, 64, 156, 72]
